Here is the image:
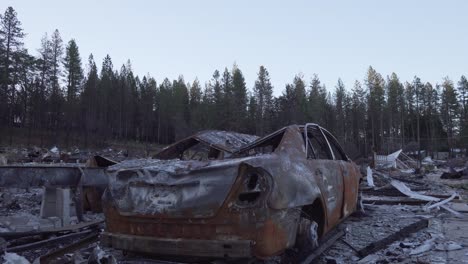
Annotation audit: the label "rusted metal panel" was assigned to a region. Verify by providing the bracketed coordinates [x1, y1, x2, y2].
[105, 158, 253, 218]
[101, 232, 253, 258]
[102, 124, 361, 259]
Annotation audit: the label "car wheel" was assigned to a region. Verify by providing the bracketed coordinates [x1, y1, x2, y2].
[296, 217, 319, 252]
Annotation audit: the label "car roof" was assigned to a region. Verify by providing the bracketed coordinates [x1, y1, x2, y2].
[235, 124, 348, 159]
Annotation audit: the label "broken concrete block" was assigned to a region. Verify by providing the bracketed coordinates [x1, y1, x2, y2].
[40, 187, 74, 226]
[40, 187, 58, 217]
[56, 188, 71, 226]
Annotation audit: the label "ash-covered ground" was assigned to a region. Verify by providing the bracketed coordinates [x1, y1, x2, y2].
[0, 153, 467, 263]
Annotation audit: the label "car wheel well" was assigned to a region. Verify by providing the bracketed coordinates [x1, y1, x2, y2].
[300, 199, 325, 238]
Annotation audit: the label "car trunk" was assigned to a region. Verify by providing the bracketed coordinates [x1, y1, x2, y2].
[105, 158, 251, 218]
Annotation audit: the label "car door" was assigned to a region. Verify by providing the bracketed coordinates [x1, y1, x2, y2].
[305, 126, 344, 228]
[322, 130, 360, 218]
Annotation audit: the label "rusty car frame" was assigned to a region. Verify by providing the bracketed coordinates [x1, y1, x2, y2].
[101, 124, 361, 259]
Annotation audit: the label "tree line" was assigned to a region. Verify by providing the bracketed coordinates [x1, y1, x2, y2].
[1, 6, 467, 158]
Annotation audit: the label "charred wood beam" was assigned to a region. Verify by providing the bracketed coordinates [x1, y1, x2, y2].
[360, 188, 430, 196]
[362, 198, 429, 205]
[0, 219, 103, 240]
[357, 218, 429, 258]
[6, 229, 94, 253]
[300, 229, 345, 264]
[35, 232, 99, 263]
[0, 166, 108, 188]
[361, 189, 455, 200]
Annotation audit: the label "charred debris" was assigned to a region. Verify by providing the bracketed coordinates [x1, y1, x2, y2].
[0, 126, 467, 263]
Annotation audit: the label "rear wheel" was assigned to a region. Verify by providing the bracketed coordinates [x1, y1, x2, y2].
[281, 216, 319, 263]
[282, 203, 324, 262]
[296, 217, 319, 252]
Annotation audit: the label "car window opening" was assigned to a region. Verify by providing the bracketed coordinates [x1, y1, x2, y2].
[181, 142, 222, 161]
[322, 132, 348, 161]
[237, 131, 285, 157]
[156, 138, 225, 161]
[305, 128, 333, 160]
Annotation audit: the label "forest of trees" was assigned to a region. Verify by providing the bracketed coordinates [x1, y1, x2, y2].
[1, 6, 467, 158]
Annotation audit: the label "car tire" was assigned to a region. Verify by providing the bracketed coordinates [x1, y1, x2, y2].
[296, 217, 319, 253]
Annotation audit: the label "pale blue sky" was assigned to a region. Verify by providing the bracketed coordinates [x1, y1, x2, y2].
[3, 0, 468, 95]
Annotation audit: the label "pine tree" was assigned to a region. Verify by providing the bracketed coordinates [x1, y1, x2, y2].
[157, 78, 173, 143]
[63, 39, 83, 146]
[138, 75, 157, 141]
[189, 78, 203, 130]
[308, 74, 328, 125]
[37, 33, 51, 92]
[12, 47, 35, 144]
[440, 77, 459, 156]
[334, 79, 346, 142]
[200, 81, 215, 129]
[404, 82, 416, 141]
[278, 84, 296, 125]
[351, 80, 367, 155]
[172, 75, 190, 140]
[386, 73, 403, 145]
[221, 67, 232, 129]
[48, 29, 64, 137]
[64, 40, 83, 102]
[458, 76, 468, 150]
[211, 70, 223, 129]
[421, 82, 440, 154]
[189, 78, 202, 106]
[322, 89, 336, 133]
[412, 76, 424, 161]
[247, 94, 257, 134]
[81, 54, 99, 146]
[292, 74, 307, 124]
[365, 66, 385, 151]
[253, 66, 273, 135]
[97, 55, 114, 139]
[231, 65, 248, 131]
[0, 6, 25, 144]
[49, 30, 63, 89]
[458, 76, 468, 126]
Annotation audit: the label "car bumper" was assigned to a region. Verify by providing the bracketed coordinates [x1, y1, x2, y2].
[100, 232, 253, 258]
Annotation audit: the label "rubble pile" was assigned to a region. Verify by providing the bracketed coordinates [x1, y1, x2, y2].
[315, 162, 468, 264]
[0, 188, 42, 217]
[0, 145, 152, 165]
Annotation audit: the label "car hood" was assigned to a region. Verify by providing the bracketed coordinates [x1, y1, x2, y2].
[105, 157, 254, 218]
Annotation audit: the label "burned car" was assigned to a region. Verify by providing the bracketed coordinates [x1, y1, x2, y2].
[101, 124, 361, 259]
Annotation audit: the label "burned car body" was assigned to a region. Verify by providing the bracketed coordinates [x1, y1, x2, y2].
[101, 124, 361, 259]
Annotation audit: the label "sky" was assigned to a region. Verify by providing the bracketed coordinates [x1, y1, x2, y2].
[3, 0, 468, 95]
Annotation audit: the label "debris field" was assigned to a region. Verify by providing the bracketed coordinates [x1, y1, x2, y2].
[0, 130, 467, 264]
